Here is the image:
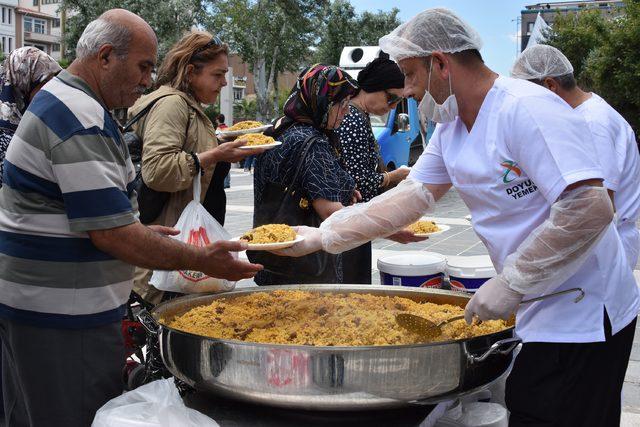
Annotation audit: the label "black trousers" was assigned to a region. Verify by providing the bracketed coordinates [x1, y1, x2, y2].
[0, 318, 124, 427]
[341, 242, 372, 284]
[506, 313, 636, 427]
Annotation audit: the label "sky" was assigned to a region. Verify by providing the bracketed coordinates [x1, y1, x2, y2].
[349, 0, 535, 75]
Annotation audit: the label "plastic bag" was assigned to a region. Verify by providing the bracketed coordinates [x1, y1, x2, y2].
[92, 378, 218, 427]
[149, 178, 236, 294]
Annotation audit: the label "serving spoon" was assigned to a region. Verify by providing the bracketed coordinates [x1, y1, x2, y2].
[396, 287, 585, 339]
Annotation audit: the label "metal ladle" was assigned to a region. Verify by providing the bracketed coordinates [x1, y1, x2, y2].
[396, 287, 585, 339]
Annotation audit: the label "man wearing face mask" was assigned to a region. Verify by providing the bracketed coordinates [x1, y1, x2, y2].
[273, 8, 639, 426]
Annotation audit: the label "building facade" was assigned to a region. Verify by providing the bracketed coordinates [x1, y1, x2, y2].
[521, 1, 625, 51]
[228, 53, 299, 102]
[0, 1, 17, 57]
[16, 0, 61, 59]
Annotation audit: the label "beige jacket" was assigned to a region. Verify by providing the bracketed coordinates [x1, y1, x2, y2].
[129, 85, 218, 227]
[128, 86, 219, 303]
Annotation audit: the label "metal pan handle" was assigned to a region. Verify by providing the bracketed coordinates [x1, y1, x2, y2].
[521, 287, 585, 305]
[137, 309, 160, 336]
[468, 337, 521, 364]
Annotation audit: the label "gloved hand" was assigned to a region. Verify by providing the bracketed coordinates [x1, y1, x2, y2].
[464, 275, 524, 324]
[270, 226, 323, 257]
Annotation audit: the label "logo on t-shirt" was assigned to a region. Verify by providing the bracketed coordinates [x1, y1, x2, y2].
[500, 160, 521, 183]
[500, 159, 538, 200]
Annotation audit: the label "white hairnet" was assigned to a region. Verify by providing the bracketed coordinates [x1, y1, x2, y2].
[510, 44, 574, 80]
[379, 8, 483, 61]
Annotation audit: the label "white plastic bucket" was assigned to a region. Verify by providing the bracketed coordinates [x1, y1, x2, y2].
[377, 252, 447, 288]
[446, 255, 496, 292]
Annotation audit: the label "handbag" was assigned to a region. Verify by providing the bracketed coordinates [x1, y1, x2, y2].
[248, 134, 338, 284]
[122, 95, 190, 224]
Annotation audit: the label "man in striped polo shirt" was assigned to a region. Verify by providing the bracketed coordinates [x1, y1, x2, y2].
[0, 10, 262, 426]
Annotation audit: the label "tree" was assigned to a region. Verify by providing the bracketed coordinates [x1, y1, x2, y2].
[205, 0, 327, 121]
[546, 0, 640, 140]
[60, 0, 204, 60]
[358, 7, 401, 46]
[313, 0, 356, 66]
[584, 0, 640, 140]
[314, 4, 401, 65]
[544, 9, 609, 86]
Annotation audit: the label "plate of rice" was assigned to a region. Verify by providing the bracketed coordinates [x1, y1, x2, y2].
[236, 224, 304, 250]
[238, 133, 282, 150]
[216, 120, 273, 140]
[405, 220, 450, 237]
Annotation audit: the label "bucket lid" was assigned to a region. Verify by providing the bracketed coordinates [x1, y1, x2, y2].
[446, 255, 496, 279]
[377, 252, 446, 276]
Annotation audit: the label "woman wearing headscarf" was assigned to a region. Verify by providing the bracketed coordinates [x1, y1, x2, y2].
[0, 47, 61, 186]
[335, 57, 416, 283]
[252, 64, 359, 285]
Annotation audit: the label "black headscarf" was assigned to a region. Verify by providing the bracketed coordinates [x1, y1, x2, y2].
[357, 57, 404, 93]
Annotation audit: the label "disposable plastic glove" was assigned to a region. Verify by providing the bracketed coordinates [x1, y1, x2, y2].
[465, 185, 613, 324]
[464, 275, 523, 323]
[501, 185, 614, 295]
[320, 178, 435, 254]
[271, 179, 435, 257]
[271, 226, 323, 257]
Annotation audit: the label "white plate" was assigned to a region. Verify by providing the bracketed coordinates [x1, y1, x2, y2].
[238, 141, 282, 150]
[233, 234, 305, 251]
[409, 223, 451, 237]
[216, 124, 273, 140]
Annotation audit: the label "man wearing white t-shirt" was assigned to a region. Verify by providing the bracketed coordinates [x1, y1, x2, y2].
[274, 8, 639, 426]
[511, 44, 640, 268]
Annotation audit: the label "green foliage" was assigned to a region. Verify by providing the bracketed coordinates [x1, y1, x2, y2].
[544, 9, 609, 85]
[60, 0, 203, 61]
[233, 97, 258, 122]
[546, 0, 640, 139]
[314, 3, 401, 65]
[277, 88, 291, 114]
[204, 0, 327, 120]
[57, 58, 71, 69]
[358, 7, 401, 46]
[204, 104, 220, 124]
[313, 0, 356, 66]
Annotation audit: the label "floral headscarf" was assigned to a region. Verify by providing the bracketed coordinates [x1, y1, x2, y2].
[282, 64, 358, 129]
[0, 47, 61, 131]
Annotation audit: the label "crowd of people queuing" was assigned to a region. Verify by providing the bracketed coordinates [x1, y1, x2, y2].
[0, 4, 637, 427]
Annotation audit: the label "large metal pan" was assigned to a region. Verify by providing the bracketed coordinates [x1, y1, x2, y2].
[140, 285, 519, 410]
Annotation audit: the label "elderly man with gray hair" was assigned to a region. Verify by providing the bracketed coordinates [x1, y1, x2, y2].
[0, 9, 261, 426]
[512, 44, 640, 269]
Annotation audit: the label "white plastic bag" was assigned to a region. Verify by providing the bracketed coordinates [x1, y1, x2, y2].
[149, 178, 236, 294]
[92, 378, 219, 427]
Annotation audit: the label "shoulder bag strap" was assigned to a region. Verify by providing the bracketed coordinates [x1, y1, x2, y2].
[121, 94, 175, 132]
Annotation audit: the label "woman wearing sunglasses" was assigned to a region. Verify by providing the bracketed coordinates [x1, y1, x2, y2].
[335, 57, 416, 284]
[128, 31, 263, 304]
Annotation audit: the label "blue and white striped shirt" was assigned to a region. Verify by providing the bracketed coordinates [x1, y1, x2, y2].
[0, 70, 137, 328]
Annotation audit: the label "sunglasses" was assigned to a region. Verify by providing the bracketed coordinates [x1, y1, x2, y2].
[191, 35, 223, 59]
[385, 91, 403, 106]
